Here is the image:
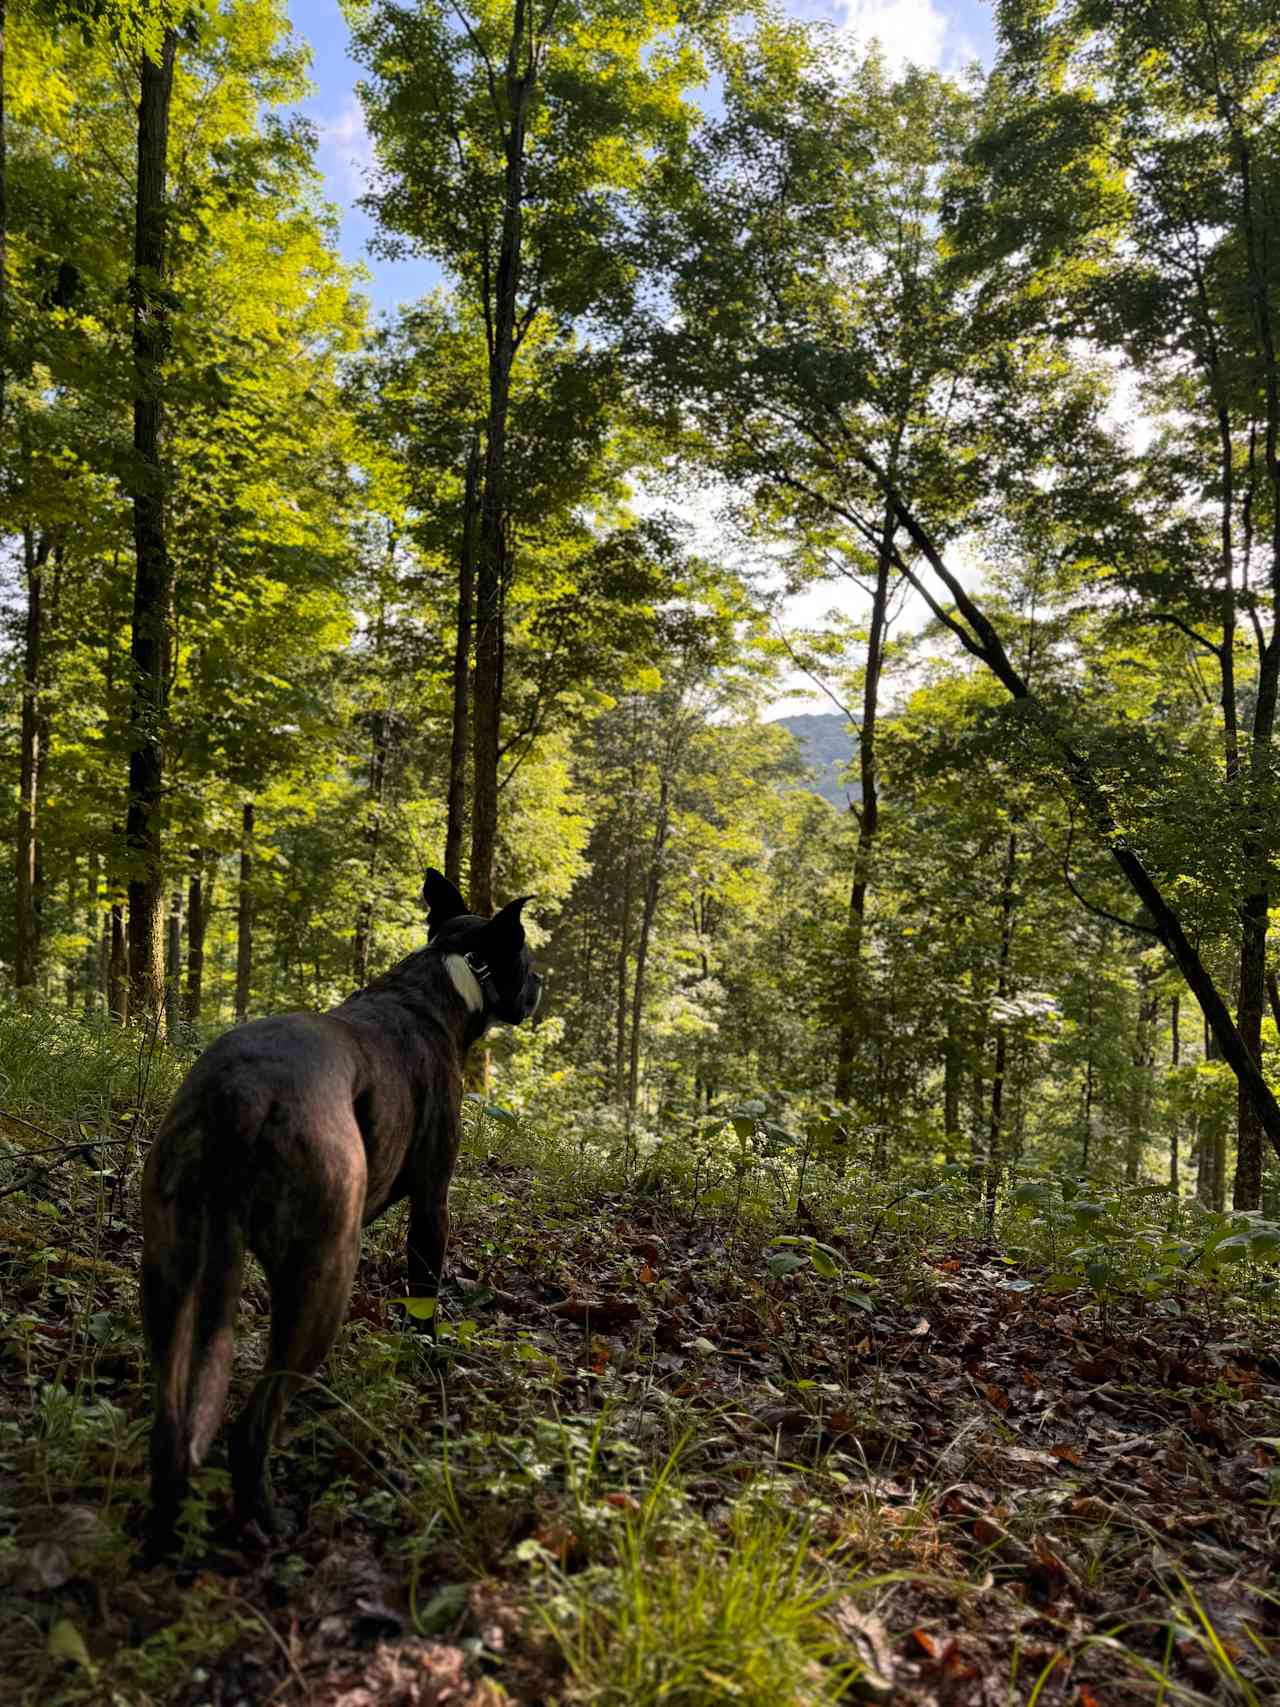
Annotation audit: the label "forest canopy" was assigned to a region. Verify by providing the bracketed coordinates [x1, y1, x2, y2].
[5, 0, 1279, 1215]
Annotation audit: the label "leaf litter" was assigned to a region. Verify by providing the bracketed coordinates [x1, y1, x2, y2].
[1, 1155, 1278, 1704]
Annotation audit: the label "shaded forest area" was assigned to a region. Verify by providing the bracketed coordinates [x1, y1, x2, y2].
[2, 0, 1280, 1702]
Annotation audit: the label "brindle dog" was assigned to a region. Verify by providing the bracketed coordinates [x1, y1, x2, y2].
[140, 869, 541, 1556]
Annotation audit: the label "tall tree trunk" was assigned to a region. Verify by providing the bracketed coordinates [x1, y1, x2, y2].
[353, 712, 390, 986]
[125, 29, 178, 1029]
[1234, 887, 1267, 1208]
[1080, 975, 1096, 1172]
[626, 774, 671, 1127]
[15, 529, 50, 995]
[614, 841, 634, 1106]
[986, 832, 1018, 1225]
[108, 836, 128, 1024]
[235, 802, 254, 1023]
[1169, 992, 1181, 1193]
[84, 852, 100, 1014]
[471, 2, 536, 915]
[445, 436, 480, 889]
[835, 507, 895, 1101]
[184, 853, 210, 1026]
[165, 886, 182, 1037]
[942, 1016, 961, 1160]
[1126, 966, 1158, 1183]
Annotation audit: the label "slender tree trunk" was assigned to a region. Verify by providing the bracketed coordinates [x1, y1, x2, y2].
[15, 529, 50, 995]
[235, 802, 254, 1023]
[165, 887, 182, 1037]
[986, 832, 1018, 1225]
[125, 30, 178, 1029]
[353, 712, 389, 986]
[471, 3, 535, 915]
[627, 774, 671, 1127]
[1126, 969, 1158, 1184]
[84, 852, 100, 1014]
[98, 903, 110, 1006]
[445, 436, 480, 889]
[835, 507, 894, 1101]
[614, 843, 634, 1106]
[108, 837, 128, 1024]
[183, 853, 210, 1026]
[943, 1016, 961, 1160]
[1081, 976, 1096, 1171]
[1234, 888, 1267, 1208]
[1169, 992, 1180, 1193]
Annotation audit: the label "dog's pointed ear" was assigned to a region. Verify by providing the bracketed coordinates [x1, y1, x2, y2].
[422, 868, 468, 939]
[486, 894, 532, 946]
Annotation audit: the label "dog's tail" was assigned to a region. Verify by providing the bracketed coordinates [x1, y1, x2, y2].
[141, 1115, 246, 1553]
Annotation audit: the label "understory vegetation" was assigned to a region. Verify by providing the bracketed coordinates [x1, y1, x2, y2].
[1, 1015, 1278, 1703]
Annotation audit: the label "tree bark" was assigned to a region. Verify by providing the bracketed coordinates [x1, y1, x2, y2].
[986, 832, 1017, 1224]
[1126, 965, 1158, 1183]
[470, 0, 537, 915]
[15, 529, 51, 995]
[125, 29, 178, 1030]
[183, 853, 209, 1026]
[942, 1016, 961, 1160]
[235, 803, 254, 1023]
[165, 886, 182, 1037]
[108, 838, 128, 1024]
[614, 840, 634, 1106]
[835, 507, 894, 1101]
[445, 436, 480, 889]
[84, 852, 101, 1014]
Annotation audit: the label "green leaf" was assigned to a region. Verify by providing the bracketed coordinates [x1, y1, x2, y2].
[767, 1252, 808, 1277]
[1073, 1203, 1107, 1224]
[48, 1618, 94, 1674]
[1014, 1182, 1051, 1205]
[809, 1247, 840, 1278]
[1211, 1235, 1251, 1264]
[390, 1295, 438, 1320]
[1249, 1229, 1280, 1260]
[416, 1582, 469, 1634]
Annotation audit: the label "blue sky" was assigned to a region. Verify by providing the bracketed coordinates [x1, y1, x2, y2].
[293, 0, 995, 318]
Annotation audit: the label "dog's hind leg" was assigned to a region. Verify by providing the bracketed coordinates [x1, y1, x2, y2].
[227, 1221, 361, 1538]
[140, 1208, 201, 1558]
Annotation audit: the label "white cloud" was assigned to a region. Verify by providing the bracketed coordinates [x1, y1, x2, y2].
[316, 94, 377, 200]
[833, 0, 951, 72]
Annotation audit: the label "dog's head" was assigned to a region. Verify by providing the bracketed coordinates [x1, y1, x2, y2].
[422, 869, 543, 1026]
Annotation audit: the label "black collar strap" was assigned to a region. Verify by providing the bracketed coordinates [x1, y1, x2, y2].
[464, 952, 503, 1010]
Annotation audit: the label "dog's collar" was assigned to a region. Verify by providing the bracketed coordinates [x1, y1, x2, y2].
[462, 952, 503, 1010]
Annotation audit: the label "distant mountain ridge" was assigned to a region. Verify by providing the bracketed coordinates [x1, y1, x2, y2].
[772, 712, 859, 808]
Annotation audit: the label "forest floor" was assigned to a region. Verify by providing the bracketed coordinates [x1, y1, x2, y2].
[2, 1097, 1279, 1706]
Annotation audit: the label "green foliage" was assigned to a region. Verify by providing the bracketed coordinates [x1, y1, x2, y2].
[544, 1505, 859, 1707]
